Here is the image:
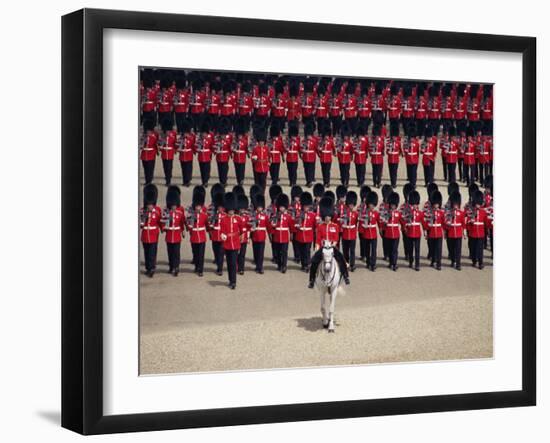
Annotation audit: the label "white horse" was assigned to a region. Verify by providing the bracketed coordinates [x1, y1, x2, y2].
[315, 240, 345, 332]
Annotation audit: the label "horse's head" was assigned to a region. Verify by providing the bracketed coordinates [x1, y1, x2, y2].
[321, 240, 334, 272]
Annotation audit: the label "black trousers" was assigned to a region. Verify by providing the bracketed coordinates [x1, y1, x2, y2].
[254, 171, 267, 189]
[142, 242, 158, 272]
[162, 159, 173, 185]
[342, 239, 356, 269]
[423, 162, 434, 186]
[406, 164, 418, 187]
[269, 163, 280, 185]
[477, 163, 487, 185]
[141, 110, 155, 125]
[364, 238, 377, 267]
[212, 241, 224, 273]
[303, 161, 316, 185]
[175, 112, 188, 133]
[442, 157, 448, 180]
[217, 161, 229, 185]
[330, 116, 343, 134]
[166, 242, 181, 271]
[448, 237, 462, 266]
[180, 160, 193, 185]
[386, 238, 399, 267]
[458, 159, 464, 181]
[238, 243, 247, 272]
[471, 237, 484, 265]
[199, 161, 211, 185]
[287, 162, 298, 186]
[142, 160, 155, 184]
[298, 242, 312, 270]
[409, 237, 421, 268]
[403, 233, 411, 260]
[252, 241, 265, 271]
[225, 249, 238, 285]
[234, 162, 246, 185]
[428, 237, 443, 266]
[463, 164, 473, 185]
[388, 163, 398, 188]
[355, 163, 366, 186]
[158, 111, 173, 131]
[309, 247, 348, 282]
[382, 237, 390, 259]
[447, 162, 457, 183]
[339, 162, 350, 186]
[372, 163, 383, 186]
[191, 242, 205, 273]
[321, 162, 331, 186]
[359, 117, 371, 132]
[292, 239, 301, 261]
[359, 237, 366, 259]
[272, 242, 289, 271]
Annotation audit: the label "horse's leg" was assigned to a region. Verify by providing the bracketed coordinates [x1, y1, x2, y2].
[328, 286, 337, 333]
[320, 288, 329, 328]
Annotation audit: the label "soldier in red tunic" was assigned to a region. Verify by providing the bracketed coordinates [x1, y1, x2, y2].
[329, 78, 344, 135]
[466, 190, 490, 269]
[423, 190, 445, 270]
[140, 118, 158, 185]
[238, 81, 254, 129]
[386, 122, 402, 188]
[308, 197, 350, 288]
[294, 192, 317, 272]
[173, 71, 190, 133]
[340, 191, 359, 272]
[251, 125, 270, 189]
[196, 119, 214, 187]
[177, 117, 195, 187]
[286, 122, 301, 187]
[250, 193, 269, 274]
[231, 117, 249, 186]
[421, 127, 437, 187]
[157, 71, 175, 133]
[213, 117, 232, 186]
[301, 121, 318, 187]
[286, 81, 301, 126]
[219, 192, 243, 289]
[208, 188, 226, 276]
[336, 121, 353, 187]
[186, 186, 208, 276]
[317, 120, 335, 187]
[268, 193, 295, 273]
[315, 82, 330, 132]
[140, 184, 162, 277]
[444, 191, 466, 270]
[370, 124, 385, 188]
[160, 186, 185, 276]
[159, 129, 177, 186]
[353, 124, 368, 187]
[271, 81, 287, 132]
[463, 126, 477, 186]
[403, 124, 420, 188]
[358, 80, 372, 132]
[140, 69, 157, 124]
[379, 192, 402, 271]
[400, 190, 424, 271]
[236, 194, 251, 275]
[359, 191, 380, 271]
[290, 185, 303, 263]
[442, 126, 459, 184]
[268, 122, 285, 186]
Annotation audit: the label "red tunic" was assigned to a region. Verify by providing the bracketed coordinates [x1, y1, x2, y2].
[463, 139, 477, 166]
[140, 206, 162, 243]
[386, 136, 402, 164]
[401, 95, 415, 119]
[207, 92, 222, 116]
[250, 211, 269, 242]
[444, 209, 466, 238]
[354, 136, 368, 165]
[318, 137, 335, 164]
[220, 93, 237, 116]
[160, 130, 177, 160]
[380, 209, 402, 239]
[340, 208, 359, 240]
[196, 133, 214, 163]
[337, 138, 353, 164]
[358, 96, 372, 118]
[190, 90, 207, 114]
[255, 94, 271, 117]
[269, 136, 285, 164]
[186, 209, 208, 243]
[271, 96, 288, 118]
[415, 96, 427, 120]
[238, 93, 254, 116]
[220, 214, 243, 250]
[301, 136, 318, 163]
[239, 214, 251, 243]
[467, 97, 481, 122]
[161, 207, 185, 243]
[269, 212, 294, 243]
[404, 138, 420, 165]
[287, 97, 301, 121]
[344, 94, 358, 119]
[388, 95, 402, 119]
[178, 132, 195, 162]
[315, 94, 330, 118]
[215, 134, 233, 163]
[422, 208, 445, 238]
[358, 208, 380, 240]
[421, 137, 437, 166]
[466, 208, 489, 238]
[251, 144, 270, 173]
[209, 209, 226, 242]
[427, 96, 441, 119]
[158, 89, 173, 113]
[301, 94, 315, 118]
[174, 89, 190, 114]
[369, 136, 384, 165]
[329, 95, 343, 117]
[142, 88, 157, 112]
[286, 136, 300, 163]
[294, 210, 317, 243]
[401, 208, 425, 238]
[232, 135, 248, 164]
[315, 222, 340, 247]
[140, 132, 158, 161]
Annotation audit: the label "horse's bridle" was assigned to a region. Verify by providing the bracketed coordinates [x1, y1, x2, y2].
[320, 245, 338, 287]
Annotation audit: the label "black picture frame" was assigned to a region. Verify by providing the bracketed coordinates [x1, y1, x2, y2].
[62, 8, 536, 435]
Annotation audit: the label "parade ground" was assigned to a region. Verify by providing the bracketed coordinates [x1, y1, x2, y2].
[139, 155, 493, 375]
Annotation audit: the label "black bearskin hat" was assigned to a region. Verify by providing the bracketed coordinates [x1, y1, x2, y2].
[366, 191, 379, 207]
[345, 191, 358, 206]
[274, 81, 284, 95]
[388, 192, 400, 208]
[210, 182, 225, 200]
[166, 185, 181, 207]
[232, 185, 245, 197]
[313, 183, 325, 198]
[484, 174, 493, 190]
[237, 194, 249, 211]
[288, 121, 299, 138]
[429, 190, 443, 207]
[403, 182, 415, 200]
[192, 185, 206, 207]
[291, 185, 303, 200]
[468, 183, 480, 198]
[143, 118, 155, 132]
[269, 123, 280, 138]
[289, 81, 299, 97]
[255, 127, 267, 143]
[258, 82, 268, 95]
[300, 191, 313, 207]
[408, 190, 420, 206]
[340, 121, 352, 137]
[345, 81, 355, 95]
[427, 182, 439, 197]
[317, 82, 326, 95]
[447, 181, 459, 197]
[360, 185, 372, 202]
[143, 184, 158, 206]
[249, 184, 263, 200]
[381, 184, 393, 202]
[319, 196, 334, 219]
[323, 190, 336, 204]
[304, 121, 316, 137]
[269, 184, 282, 202]
[448, 125, 457, 137]
[304, 78, 314, 93]
[372, 124, 382, 136]
[472, 190, 484, 207]
[336, 185, 347, 200]
[276, 193, 290, 209]
[252, 193, 265, 210]
[213, 192, 224, 209]
[450, 191, 462, 207]
[223, 192, 237, 212]
[390, 121, 400, 137]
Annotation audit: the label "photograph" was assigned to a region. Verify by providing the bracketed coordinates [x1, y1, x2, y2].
[138, 68, 494, 375]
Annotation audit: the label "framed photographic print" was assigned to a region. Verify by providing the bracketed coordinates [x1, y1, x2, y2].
[62, 8, 536, 435]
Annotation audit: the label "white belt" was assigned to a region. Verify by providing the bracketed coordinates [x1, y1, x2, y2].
[191, 227, 206, 231]
[431, 223, 441, 227]
[164, 227, 180, 230]
[449, 223, 462, 226]
[302, 150, 314, 154]
[270, 151, 280, 155]
[212, 226, 220, 230]
[275, 227, 289, 231]
[254, 227, 266, 231]
[406, 152, 418, 155]
[181, 148, 192, 152]
[365, 224, 377, 228]
[407, 222, 421, 226]
[465, 153, 475, 156]
[160, 146, 173, 150]
[342, 225, 356, 229]
[473, 222, 485, 225]
[386, 223, 399, 227]
[321, 150, 333, 154]
[142, 226, 158, 230]
[299, 227, 313, 231]
[142, 148, 155, 151]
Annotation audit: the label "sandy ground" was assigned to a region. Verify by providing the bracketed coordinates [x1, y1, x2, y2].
[139, 150, 493, 374]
